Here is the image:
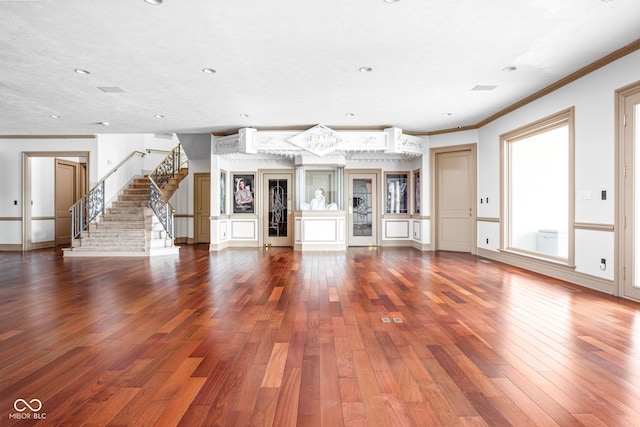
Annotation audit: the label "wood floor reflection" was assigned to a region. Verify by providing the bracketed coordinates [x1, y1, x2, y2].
[2, 246, 640, 426]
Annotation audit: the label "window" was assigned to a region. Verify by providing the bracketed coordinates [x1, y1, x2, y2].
[296, 166, 343, 210]
[502, 108, 574, 264]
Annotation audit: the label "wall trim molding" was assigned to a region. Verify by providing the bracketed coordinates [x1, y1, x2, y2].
[0, 244, 22, 251]
[574, 222, 614, 232]
[412, 241, 430, 251]
[0, 135, 96, 139]
[174, 237, 195, 245]
[426, 38, 640, 136]
[477, 217, 499, 223]
[380, 240, 413, 247]
[31, 241, 55, 249]
[477, 248, 614, 295]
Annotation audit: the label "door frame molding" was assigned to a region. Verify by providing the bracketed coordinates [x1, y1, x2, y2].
[430, 143, 478, 254]
[258, 169, 295, 248]
[616, 79, 640, 299]
[22, 151, 90, 251]
[345, 169, 381, 247]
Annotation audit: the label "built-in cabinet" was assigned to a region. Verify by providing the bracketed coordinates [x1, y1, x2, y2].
[210, 125, 428, 251]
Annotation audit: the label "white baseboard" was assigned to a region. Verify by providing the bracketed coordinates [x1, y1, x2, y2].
[477, 248, 614, 295]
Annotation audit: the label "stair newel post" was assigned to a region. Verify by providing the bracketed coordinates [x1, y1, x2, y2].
[70, 202, 76, 248]
[169, 205, 174, 242]
[79, 198, 83, 243]
[100, 180, 106, 217]
[176, 144, 181, 176]
[172, 146, 177, 177]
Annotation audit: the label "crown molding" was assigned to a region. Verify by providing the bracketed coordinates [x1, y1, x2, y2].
[0, 135, 96, 139]
[422, 38, 640, 136]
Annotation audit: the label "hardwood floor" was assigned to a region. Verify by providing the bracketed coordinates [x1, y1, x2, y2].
[2, 246, 640, 426]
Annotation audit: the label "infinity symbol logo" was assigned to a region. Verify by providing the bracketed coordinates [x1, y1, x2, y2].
[14, 399, 42, 412]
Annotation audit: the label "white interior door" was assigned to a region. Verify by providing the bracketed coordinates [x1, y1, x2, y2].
[436, 150, 474, 252]
[348, 172, 377, 246]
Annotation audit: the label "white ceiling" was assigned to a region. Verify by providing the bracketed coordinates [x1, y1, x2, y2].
[1, 0, 639, 136]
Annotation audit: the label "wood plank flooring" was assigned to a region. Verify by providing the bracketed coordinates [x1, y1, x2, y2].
[2, 246, 640, 426]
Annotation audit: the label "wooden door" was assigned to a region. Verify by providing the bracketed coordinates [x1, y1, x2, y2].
[55, 159, 77, 245]
[262, 172, 293, 247]
[194, 173, 211, 244]
[436, 150, 474, 252]
[347, 172, 378, 246]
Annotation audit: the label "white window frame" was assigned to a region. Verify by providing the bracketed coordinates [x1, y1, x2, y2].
[501, 108, 575, 266]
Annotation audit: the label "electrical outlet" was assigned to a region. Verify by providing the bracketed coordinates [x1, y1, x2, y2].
[600, 258, 606, 271]
[601, 190, 607, 200]
[486, 238, 489, 244]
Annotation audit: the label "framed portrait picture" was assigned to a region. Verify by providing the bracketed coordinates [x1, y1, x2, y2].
[220, 170, 226, 214]
[233, 173, 255, 213]
[385, 172, 408, 214]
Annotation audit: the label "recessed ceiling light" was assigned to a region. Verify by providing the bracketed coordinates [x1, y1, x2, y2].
[359, 66, 373, 73]
[50, 114, 60, 119]
[144, 0, 163, 4]
[240, 113, 249, 118]
[442, 112, 452, 117]
[345, 113, 355, 117]
[202, 68, 217, 74]
[154, 114, 164, 118]
[74, 69, 90, 75]
[383, 0, 400, 3]
[98, 86, 125, 93]
[503, 66, 517, 72]
[98, 121, 109, 126]
[472, 85, 497, 91]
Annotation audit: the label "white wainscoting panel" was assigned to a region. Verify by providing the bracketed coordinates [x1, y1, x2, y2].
[413, 220, 421, 241]
[231, 219, 256, 240]
[384, 219, 410, 239]
[219, 221, 228, 241]
[303, 219, 338, 242]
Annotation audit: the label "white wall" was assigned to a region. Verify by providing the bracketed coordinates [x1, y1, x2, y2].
[0, 136, 99, 246]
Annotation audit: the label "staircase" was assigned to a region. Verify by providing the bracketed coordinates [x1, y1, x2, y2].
[69, 179, 153, 254]
[64, 144, 189, 257]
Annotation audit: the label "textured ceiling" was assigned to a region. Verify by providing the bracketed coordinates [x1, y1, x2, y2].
[0, 0, 639, 136]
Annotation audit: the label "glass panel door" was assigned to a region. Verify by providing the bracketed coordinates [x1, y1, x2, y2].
[348, 173, 377, 246]
[268, 178, 287, 238]
[262, 172, 293, 247]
